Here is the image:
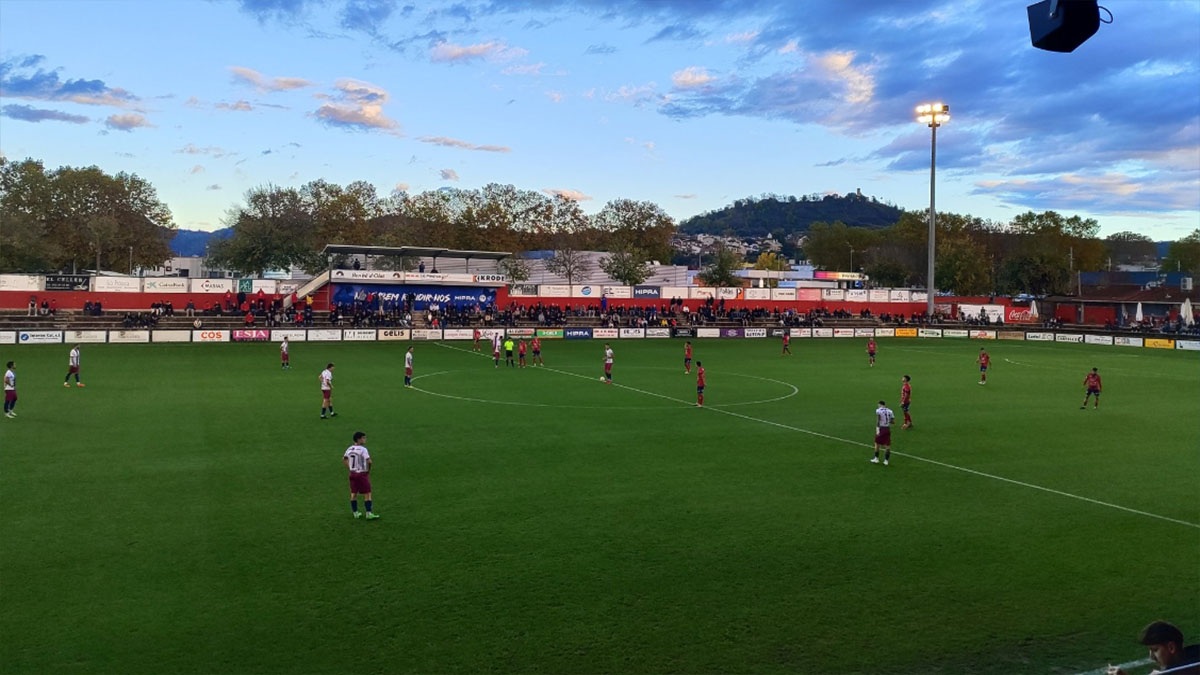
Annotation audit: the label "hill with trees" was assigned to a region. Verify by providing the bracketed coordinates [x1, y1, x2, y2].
[679, 192, 904, 238]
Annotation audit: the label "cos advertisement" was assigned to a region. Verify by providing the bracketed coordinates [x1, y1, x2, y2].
[192, 330, 229, 342]
[330, 284, 495, 310]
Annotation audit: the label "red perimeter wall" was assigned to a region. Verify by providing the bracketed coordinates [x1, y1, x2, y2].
[0, 286, 333, 312]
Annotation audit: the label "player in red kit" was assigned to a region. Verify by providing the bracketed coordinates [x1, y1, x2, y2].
[867, 338, 877, 367]
[695, 361, 706, 407]
[900, 375, 913, 429]
[684, 341, 693, 374]
[977, 348, 991, 384]
[1081, 367, 1102, 409]
[531, 336, 543, 366]
[518, 339, 527, 368]
[782, 332, 791, 355]
[473, 328, 481, 352]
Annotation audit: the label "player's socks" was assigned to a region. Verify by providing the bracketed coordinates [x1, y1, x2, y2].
[365, 500, 371, 513]
[884, 450, 890, 463]
[351, 500, 358, 514]
[321, 407, 326, 417]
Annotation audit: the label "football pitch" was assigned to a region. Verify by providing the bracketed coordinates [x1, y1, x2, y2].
[1, 337, 1196, 674]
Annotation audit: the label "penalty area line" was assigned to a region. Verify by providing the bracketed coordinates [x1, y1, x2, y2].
[433, 342, 1200, 530]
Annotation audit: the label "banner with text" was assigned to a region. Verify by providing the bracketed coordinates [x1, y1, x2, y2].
[271, 329, 307, 342]
[93, 277, 141, 293]
[45, 274, 91, 291]
[19, 330, 63, 344]
[565, 328, 592, 339]
[377, 329, 411, 341]
[110, 330, 151, 343]
[192, 330, 229, 342]
[152, 330, 191, 343]
[342, 329, 378, 341]
[66, 330, 107, 343]
[142, 277, 190, 293]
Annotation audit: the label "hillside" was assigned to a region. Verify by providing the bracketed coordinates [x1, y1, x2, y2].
[170, 227, 232, 256]
[679, 192, 904, 238]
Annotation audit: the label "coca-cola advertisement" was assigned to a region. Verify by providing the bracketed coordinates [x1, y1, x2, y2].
[1005, 306, 1038, 324]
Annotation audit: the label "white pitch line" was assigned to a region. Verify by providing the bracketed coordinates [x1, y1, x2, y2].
[434, 342, 1200, 530]
[1077, 657, 1153, 675]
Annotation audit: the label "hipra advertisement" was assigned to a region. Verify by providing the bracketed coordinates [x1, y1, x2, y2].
[330, 284, 496, 310]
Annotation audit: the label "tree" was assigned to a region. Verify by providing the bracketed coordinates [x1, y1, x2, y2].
[209, 185, 317, 276]
[752, 251, 789, 288]
[600, 248, 652, 286]
[1161, 229, 1200, 276]
[500, 255, 531, 282]
[697, 244, 743, 287]
[591, 199, 675, 263]
[544, 245, 591, 286]
[1105, 231, 1157, 268]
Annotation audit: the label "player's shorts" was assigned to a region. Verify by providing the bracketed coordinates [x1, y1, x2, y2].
[697, 385, 704, 394]
[1087, 387, 1100, 396]
[868, 351, 876, 357]
[604, 363, 612, 373]
[505, 350, 513, 358]
[405, 367, 413, 376]
[493, 351, 500, 358]
[875, 427, 891, 446]
[281, 354, 289, 362]
[4, 390, 15, 403]
[69, 366, 79, 374]
[684, 357, 692, 365]
[980, 366, 988, 372]
[532, 350, 540, 357]
[322, 389, 331, 401]
[349, 472, 371, 494]
[901, 402, 910, 412]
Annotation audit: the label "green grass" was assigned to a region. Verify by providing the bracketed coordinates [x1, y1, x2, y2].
[1, 337, 1197, 674]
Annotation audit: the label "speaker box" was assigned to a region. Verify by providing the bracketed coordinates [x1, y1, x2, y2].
[1028, 0, 1100, 52]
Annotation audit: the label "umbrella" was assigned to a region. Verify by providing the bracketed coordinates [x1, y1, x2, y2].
[1030, 300, 1039, 318]
[1182, 298, 1195, 326]
[1135, 302, 1144, 323]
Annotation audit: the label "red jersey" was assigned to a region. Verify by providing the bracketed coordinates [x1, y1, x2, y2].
[697, 366, 706, 387]
[783, 334, 790, 344]
[867, 340, 876, 353]
[518, 342, 527, 355]
[685, 344, 692, 359]
[979, 352, 990, 367]
[474, 329, 480, 340]
[531, 338, 541, 351]
[1084, 373, 1101, 390]
[901, 382, 911, 404]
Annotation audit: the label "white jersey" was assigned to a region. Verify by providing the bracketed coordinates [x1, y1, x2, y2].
[493, 335, 502, 352]
[876, 407, 895, 429]
[604, 348, 614, 364]
[69, 348, 80, 367]
[3, 369, 14, 391]
[281, 340, 288, 355]
[343, 444, 371, 473]
[320, 368, 333, 391]
[405, 352, 413, 369]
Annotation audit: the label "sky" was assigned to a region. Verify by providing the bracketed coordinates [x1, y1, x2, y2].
[1, 0, 1198, 238]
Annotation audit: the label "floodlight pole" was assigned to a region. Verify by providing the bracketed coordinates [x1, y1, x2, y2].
[927, 121, 937, 318]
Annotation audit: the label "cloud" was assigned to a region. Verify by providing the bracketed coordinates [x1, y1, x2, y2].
[313, 78, 400, 132]
[974, 173, 1200, 214]
[340, 0, 397, 34]
[672, 66, 716, 89]
[105, 113, 152, 131]
[206, 184, 222, 191]
[585, 44, 616, 55]
[501, 62, 547, 76]
[230, 66, 313, 93]
[395, 182, 410, 192]
[545, 91, 563, 103]
[439, 169, 459, 181]
[674, 194, 698, 199]
[0, 57, 138, 108]
[542, 188, 592, 201]
[189, 165, 205, 174]
[176, 144, 235, 158]
[430, 41, 527, 63]
[237, 0, 314, 22]
[722, 30, 759, 45]
[262, 149, 273, 155]
[216, 100, 254, 111]
[605, 83, 659, 106]
[1, 104, 88, 124]
[647, 22, 703, 42]
[418, 136, 511, 152]
[185, 96, 205, 108]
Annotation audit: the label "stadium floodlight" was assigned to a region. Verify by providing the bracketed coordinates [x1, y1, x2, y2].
[915, 102, 948, 318]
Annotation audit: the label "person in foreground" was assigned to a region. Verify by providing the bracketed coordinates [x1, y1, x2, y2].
[1108, 620, 1199, 674]
[343, 431, 379, 520]
[870, 400, 894, 465]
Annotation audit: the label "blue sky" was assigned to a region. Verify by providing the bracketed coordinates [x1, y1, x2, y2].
[1, 0, 1198, 238]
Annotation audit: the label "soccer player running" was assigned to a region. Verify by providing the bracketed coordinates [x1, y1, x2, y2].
[870, 400, 895, 465]
[404, 347, 414, 388]
[603, 343, 614, 384]
[3, 361, 16, 418]
[319, 362, 337, 419]
[503, 337, 516, 368]
[977, 347, 991, 385]
[64, 344, 85, 387]
[900, 375, 913, 429]
[684, 341, 693, 374]
[866, 338, 877, 367]
[531, 336, 543, 366]
[343, 431, 379, 520]
[782, 332, 791, 356]
[696, 360, 706, 407]
[1081, 367, 1102, 409]
[280, 337, 290, 370]
[518, 339, 527, 368]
